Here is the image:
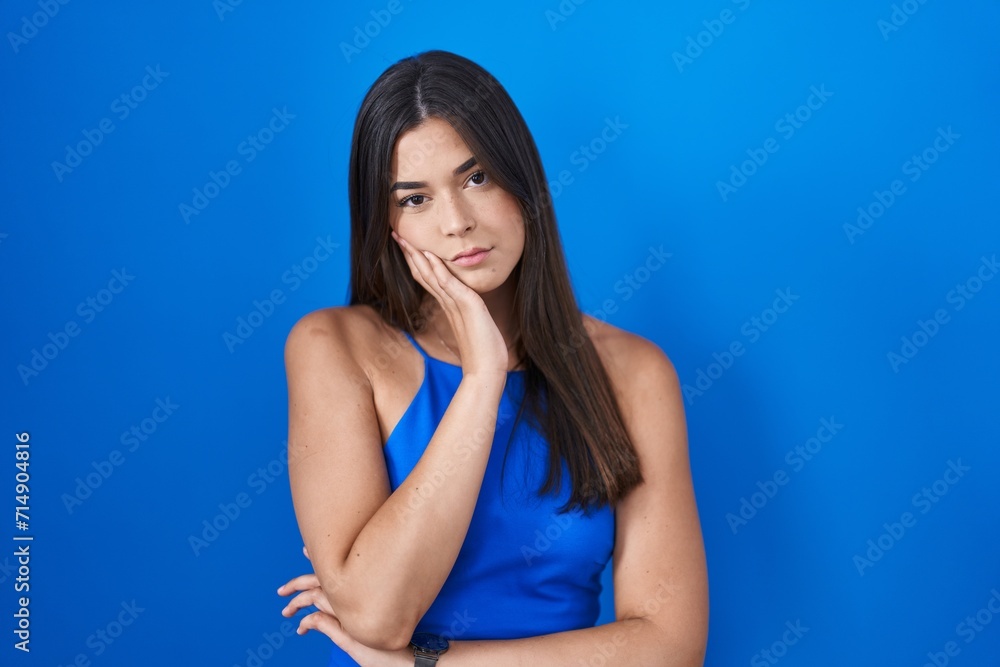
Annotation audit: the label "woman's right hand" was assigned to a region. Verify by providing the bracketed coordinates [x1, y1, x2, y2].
[392, 229, 510, 377]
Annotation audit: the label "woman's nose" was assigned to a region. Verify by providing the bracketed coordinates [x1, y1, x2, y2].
[439, 195, 475, 235]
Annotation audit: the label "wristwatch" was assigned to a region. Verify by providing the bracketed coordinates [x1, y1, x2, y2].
[409, 631, 450, 666]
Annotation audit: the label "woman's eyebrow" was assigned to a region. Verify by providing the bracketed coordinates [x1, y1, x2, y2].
[452, 156, 477, 175]
[390, 156, 478, 192]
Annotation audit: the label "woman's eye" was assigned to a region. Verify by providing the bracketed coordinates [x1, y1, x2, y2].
[467, 170, 488, 186]
[398, 194, 426, 207]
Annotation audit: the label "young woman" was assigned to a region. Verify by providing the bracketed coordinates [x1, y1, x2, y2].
[277, 50, 708, 666]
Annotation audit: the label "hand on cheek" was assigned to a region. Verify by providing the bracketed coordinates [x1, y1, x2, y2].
[391, 230, 436, 258]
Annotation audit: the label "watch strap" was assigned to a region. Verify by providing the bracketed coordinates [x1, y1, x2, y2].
[414, 655, 438, 667]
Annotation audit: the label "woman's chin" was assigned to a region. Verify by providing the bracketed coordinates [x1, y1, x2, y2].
[458, 272, 510, 295]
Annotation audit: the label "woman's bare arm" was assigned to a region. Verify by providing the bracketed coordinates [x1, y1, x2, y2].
[284, 308, 507, 651]
[285, 326, 709, 665]
[431, 331, 709, 665]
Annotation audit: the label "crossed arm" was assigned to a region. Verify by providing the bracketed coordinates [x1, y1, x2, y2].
[280, 311, 708, 665]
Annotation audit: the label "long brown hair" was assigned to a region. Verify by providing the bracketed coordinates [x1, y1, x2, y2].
[347, 50, 642, 513]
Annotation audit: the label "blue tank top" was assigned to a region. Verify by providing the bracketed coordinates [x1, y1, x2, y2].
[325, 329, 614, 665]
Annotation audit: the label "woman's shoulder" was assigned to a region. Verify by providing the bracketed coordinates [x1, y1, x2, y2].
[286, 303, 386, 335]
[581, 314, 678, 391]
[284, 304, 400, 375]
[285, 303, 377, 344]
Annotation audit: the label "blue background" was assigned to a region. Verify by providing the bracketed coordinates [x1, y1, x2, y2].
[2, 1, 998, 665]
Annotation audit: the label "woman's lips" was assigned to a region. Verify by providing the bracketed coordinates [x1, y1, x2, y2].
[451, 248, 491, 266]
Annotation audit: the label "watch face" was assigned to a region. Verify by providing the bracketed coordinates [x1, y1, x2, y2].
[411, 632, 450, 652]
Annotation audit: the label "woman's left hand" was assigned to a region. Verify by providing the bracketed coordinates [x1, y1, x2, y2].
[277, 546, 413, 667]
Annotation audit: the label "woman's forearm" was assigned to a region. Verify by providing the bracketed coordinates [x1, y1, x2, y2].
[322, 370, 508, 648]
[440, 617, 703, 667]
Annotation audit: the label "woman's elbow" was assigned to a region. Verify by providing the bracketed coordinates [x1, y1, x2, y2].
[316, 568, 419, 650]
[339, 607, 416, 651]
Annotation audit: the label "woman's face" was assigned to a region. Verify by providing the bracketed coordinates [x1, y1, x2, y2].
[388, 116, 525, 295]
